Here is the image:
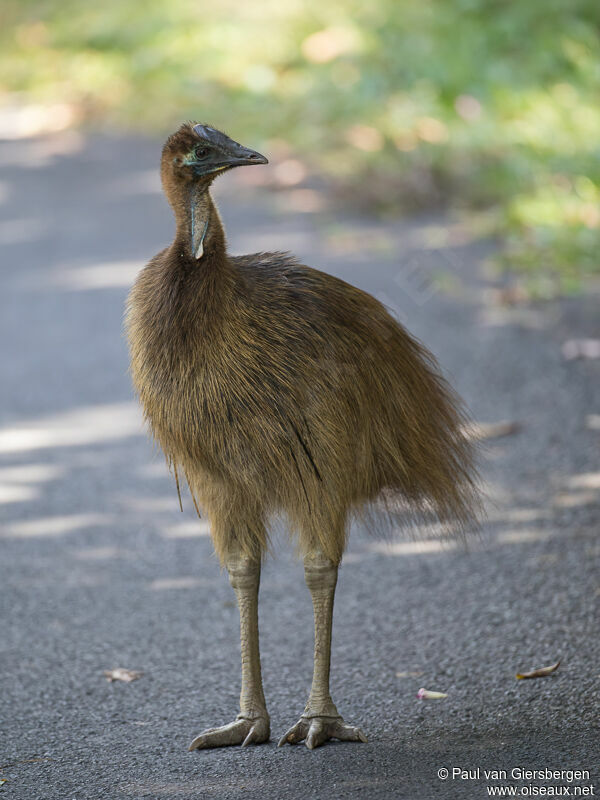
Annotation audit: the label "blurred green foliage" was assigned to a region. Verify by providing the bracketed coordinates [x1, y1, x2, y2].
[1, 0, 599, 293]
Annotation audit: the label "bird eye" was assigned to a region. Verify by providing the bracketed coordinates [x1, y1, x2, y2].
[194, 147, 209, 159]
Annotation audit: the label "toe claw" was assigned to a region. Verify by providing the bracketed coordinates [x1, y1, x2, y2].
[189, 716, 269, 750]
[242, 718, 270, 747]
[278, 728, 295, 747]
[278, 720, 308, 746]
[279, 714, 366, 750]
[331, 720, 368, 743]
[188, 735, 205, 751]
[241, 730, 253, 747]
[306, 720, 327, 750]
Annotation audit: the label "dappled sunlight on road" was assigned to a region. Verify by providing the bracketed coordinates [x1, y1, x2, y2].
[553, 470, 600, 509]
[119, 494, 180, 514]
[0, 216, 47, 245]
[1, 512, 111, 538]
[0, 129, 84, 167]
[553, 490, 598, 508]
[71, 546, 134, 561]
[0, 402, 143, 453]
[0, 404, 155, 544]
[0, 463, 64, 483]
[364, 525, 553, 557]
[354, 480, 598, 559]
[161, 521, 211, 539]
[368, 538, 458, 556]
[496, 528, 552, 544]
[0, 463, 65, 505]
[587, 414, 600, 430]
[0, 484, 39, 503]
[486, 507, 551, 523]
[0, 103, 79, 140]
[565, 471, 600, 489]
[149, 576, 215, 591]
[53, 260, 143, 290]
[138, 462, 171, 479]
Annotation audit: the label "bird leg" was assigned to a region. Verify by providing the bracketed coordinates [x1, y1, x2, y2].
[278, 550, 367, 750]
[189, 552, 270, 749]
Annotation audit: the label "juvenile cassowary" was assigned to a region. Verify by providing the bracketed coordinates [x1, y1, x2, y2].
[126, 122, 481, 751]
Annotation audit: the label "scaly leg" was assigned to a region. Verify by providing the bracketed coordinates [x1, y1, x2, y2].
[278, 550, 367, 750]
[189, 552, 270, 749]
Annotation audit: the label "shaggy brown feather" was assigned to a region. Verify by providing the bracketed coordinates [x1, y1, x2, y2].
[126, 123, 481, 565]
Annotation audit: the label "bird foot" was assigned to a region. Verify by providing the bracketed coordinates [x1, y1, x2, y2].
[188, 714, 270, 750]
[278, 714, 367, 750]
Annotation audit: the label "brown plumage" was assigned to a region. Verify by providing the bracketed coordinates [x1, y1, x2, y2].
[125, 122, 481, 750]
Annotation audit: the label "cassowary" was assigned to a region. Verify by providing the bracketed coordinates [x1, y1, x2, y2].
[125, 122, 481, 751]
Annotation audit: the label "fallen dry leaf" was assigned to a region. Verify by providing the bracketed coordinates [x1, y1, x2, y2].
[417, 687, 448, 699]
[586, 414, 600, 431]
[516, 660, 560, 680]
[103, 668, 143, 683]
[396, 670, 423, 678]
[463, 420, 522, 441]
[562, 339, 600, 361]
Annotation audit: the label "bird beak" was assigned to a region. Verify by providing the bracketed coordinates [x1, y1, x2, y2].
[192, 124, 268, 170]
[221, 145, 269, 168]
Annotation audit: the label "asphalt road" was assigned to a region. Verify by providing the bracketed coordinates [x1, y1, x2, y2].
[1, 132, 598, 800]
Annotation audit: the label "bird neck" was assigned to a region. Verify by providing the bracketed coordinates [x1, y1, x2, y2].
[173, 185, 226, 264]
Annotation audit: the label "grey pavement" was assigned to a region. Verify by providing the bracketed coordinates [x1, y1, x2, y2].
[1, 132, 599, 800]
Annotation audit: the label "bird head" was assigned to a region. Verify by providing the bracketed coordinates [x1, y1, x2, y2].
[161, 122, 268, 195]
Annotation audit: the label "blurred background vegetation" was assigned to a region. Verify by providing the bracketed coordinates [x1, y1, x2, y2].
[1, 0, 599, 295]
